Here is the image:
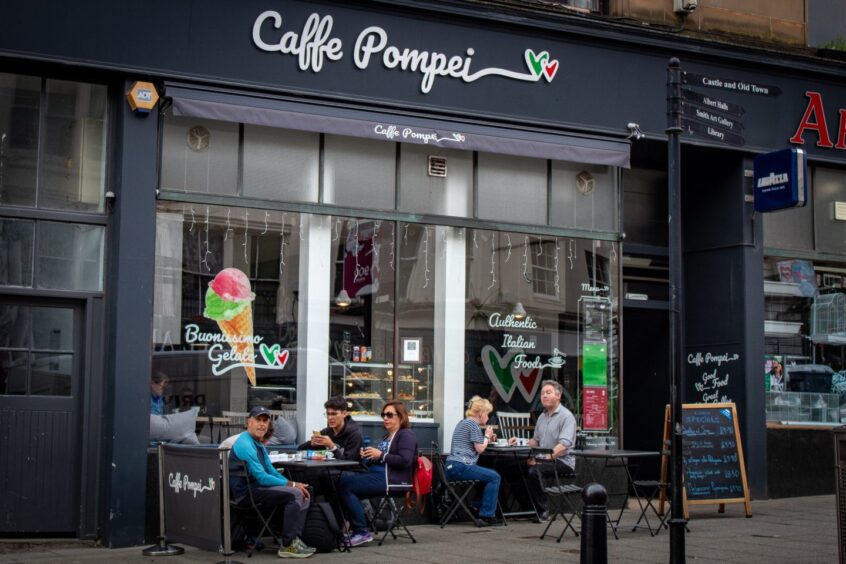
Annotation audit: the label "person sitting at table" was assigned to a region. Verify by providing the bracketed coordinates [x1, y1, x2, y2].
[150, 372, 169, 415]
[229, 406, 316, 558]
[337, 401, 417, 548]
[298, 395, 363, 461]
[527, 380, 577, 522]
[444, 396, 505, 526]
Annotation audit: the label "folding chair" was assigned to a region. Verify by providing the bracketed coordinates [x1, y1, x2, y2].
[497, 412, 534, 442]
[531, 448, 582, 543]
[630, 479, 668, 535]
[228, 460, 281, 556]
[367, 487, 417, 545]
[432, 452, 481, 527]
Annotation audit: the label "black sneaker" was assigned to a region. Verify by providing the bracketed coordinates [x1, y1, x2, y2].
[478, 516, 504, 527]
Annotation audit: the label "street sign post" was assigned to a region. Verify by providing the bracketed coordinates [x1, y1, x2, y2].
[682, 118, 746, 146]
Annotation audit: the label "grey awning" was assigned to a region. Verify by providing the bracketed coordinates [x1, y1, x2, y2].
[167, 86, 630, 168]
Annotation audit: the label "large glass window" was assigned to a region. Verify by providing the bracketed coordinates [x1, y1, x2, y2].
[152, 203, 302, 424]
[465, 230, 620, 439]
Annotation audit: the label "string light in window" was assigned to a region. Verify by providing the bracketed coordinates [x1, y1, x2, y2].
[242, 210, 249, 265]
[554, 238, 561, 297]
[372, 221, 381, 269]
[568, 239, 575, 270]
[423, 226, 430, 289]
[389, 222, 395, 271]
[224, 208, 233, 241]
[261, 211, 269, 235]
[333, 217, 341, 242]
[202, 206, 211, 272]
[279, 213, 287, 273]
[188, 205, 196, 233]
[504, 233, 512, 263]
[522, 235, 531, 283]
[487, 231, 497, 290]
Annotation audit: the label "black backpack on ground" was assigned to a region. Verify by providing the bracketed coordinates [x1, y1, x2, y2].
[301, 502, 344, 553]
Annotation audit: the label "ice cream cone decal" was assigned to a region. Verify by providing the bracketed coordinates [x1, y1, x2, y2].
[203, 268, 257, 385]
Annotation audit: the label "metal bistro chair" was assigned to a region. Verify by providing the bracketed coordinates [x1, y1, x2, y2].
[367, 486, 417, 546]
[531, 448, 582, 543]
[496, 412, 534, 442]
[432, 451, 482, 527]
[630, 478, 669, 536]
[227, 458, 281, 556]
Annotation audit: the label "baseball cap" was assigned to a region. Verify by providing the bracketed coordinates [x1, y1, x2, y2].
[248, 406, 271, 419]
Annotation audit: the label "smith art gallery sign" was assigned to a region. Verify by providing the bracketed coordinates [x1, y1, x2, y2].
[252, 11, 559, 94]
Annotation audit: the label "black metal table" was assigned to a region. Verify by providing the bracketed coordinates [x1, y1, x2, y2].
[479, 445, 540, 520]
[573, 449, 661, 535]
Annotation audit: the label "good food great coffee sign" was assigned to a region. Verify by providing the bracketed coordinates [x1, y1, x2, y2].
[252, 11, 559, 94]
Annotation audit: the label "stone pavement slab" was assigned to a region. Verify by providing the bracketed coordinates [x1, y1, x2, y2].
[0, 495, 836, 563]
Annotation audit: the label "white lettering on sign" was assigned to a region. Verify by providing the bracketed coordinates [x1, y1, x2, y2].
[184, 324, 290, 377]
[252, 11, 344, 71]
[502, 333, 536, 350]
[756, 172, 789, 188]
[373, 124, 465, 145]
[252, 11, 558, 94]
[488, 312, 539, 330]
[687, 351, 740, 403]
[168, 472, 216, 498]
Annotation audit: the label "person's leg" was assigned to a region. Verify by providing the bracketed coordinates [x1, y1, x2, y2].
[527, 464, 549, 514]
[458, 465, 501, 518]
[250, 486, 309, 546]
[338, 468, 386, 532]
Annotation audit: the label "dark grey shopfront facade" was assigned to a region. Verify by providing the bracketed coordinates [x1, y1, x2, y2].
[1, 0, 845, 547]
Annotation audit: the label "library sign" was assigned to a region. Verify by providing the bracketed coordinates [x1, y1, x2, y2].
[252, 11, 560, 94]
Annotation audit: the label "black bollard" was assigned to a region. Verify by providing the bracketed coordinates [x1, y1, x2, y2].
[580, 483, 608, 564]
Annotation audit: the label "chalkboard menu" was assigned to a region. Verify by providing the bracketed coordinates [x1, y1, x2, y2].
[661, 402, 751, 517]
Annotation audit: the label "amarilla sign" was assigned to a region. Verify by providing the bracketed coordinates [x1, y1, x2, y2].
[789, 91, 846, 149]
[252, 11, 559, 94]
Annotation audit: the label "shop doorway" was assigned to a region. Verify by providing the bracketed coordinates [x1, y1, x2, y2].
[622, 306, 670, 482]
[0, 299, 84, 534]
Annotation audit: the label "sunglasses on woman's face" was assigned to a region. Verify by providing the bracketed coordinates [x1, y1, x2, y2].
[381, 411, 397, 419]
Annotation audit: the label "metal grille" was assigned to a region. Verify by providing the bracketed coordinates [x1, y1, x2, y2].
[427, 155, 447, 177]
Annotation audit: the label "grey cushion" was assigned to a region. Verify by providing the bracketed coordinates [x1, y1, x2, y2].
[150, 407, 200, 445]
[266, 415, 297, 446]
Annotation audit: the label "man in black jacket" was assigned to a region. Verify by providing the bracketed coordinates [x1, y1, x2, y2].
[298, 396, 363, 461]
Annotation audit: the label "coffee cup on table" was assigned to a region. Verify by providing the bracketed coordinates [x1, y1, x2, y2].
[496, 438, 508, 447]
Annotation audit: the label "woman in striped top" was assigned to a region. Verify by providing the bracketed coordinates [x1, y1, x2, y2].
[445, 396, 509, 526]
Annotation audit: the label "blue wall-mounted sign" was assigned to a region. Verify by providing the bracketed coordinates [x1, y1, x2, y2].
[754, 148, 807, 212]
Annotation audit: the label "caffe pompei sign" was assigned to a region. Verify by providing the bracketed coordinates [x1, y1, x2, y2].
[252, 11, 559, 94]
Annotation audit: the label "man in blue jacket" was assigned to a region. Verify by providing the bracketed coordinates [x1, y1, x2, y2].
[230, 406, 315, 558]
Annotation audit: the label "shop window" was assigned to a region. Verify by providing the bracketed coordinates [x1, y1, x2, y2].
[398, 144, 472, 217]
[36, 221, 104, 292]
[812, 167, 846, 256]
[0, 218, 34, 287]
[0, 218, 103, 292]
[152, 203, 301, 436]
[323, 135, 396, 210]
[160, 115, 239, 195]
[477, 153, 547, 224]
[550, 161, 618, 232]
[0, 74, 107, 212]
[465, 230, 619, 441]
[0, 304, 74, 397]
[622, 168, 668, 247]
[242, 125, 319, 202]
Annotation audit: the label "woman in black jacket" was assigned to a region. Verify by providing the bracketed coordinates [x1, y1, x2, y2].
[337, 401, 417, 547]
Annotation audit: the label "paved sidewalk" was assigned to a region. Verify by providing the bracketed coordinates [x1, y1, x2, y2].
[0, 495, 836, 563]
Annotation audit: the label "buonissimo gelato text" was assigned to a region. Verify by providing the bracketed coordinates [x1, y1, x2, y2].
[252, 11, 560, 94]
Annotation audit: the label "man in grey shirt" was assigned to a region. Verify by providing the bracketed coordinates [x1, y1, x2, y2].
[527, 380, 576, 520]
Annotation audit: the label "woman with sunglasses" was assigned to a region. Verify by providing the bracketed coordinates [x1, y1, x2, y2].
[337, 401, 417, 547]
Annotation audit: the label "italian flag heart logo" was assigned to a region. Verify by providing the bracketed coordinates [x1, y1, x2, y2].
[481, 346, 544, 402]
[524, 49, 559, 82]
[260, 343, 289, 368]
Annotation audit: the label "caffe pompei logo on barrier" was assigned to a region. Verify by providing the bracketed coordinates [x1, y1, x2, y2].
[252, 11, 560, 94]
[168, 472, 216, 498]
